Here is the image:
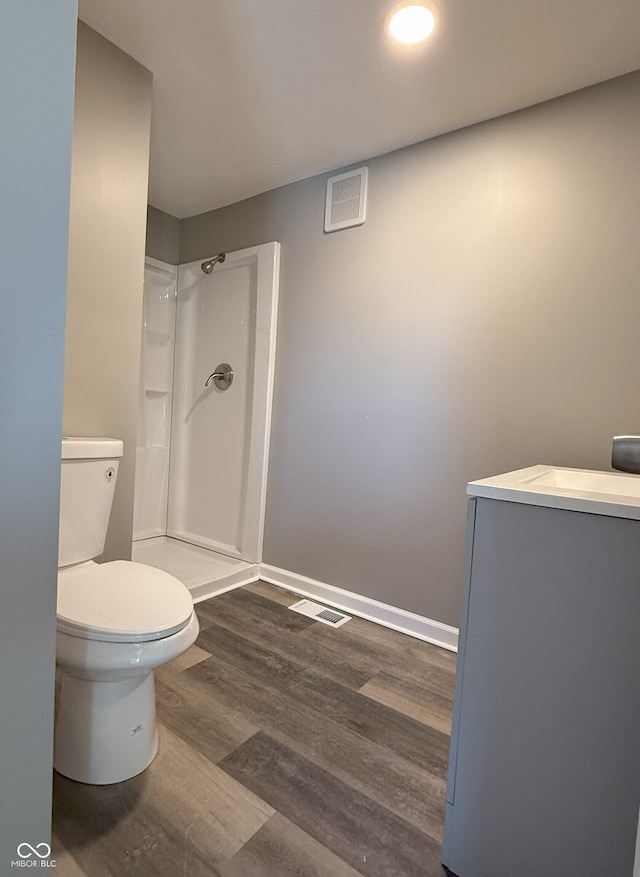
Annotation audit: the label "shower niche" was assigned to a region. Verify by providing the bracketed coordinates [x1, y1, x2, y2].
[133, 242, 280, 599]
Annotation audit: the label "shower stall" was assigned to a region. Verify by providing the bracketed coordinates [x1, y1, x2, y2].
[132, 242, 280, 600]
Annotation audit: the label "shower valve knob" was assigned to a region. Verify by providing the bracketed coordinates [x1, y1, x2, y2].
[205, 363, 234, 391]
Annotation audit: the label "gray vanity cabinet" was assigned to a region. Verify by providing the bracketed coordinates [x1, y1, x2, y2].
[443, 497, 640, 877]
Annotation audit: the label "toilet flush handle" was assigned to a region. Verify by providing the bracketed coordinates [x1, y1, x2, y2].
[205, 363, 234, 391]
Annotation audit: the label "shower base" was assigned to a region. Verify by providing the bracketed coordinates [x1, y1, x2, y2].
[132, 535, 258, 602]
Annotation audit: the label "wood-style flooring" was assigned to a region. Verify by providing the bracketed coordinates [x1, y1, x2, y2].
[52, 581, 456, 877]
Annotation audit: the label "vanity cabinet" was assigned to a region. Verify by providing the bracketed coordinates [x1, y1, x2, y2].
[443, 494, 640, 877]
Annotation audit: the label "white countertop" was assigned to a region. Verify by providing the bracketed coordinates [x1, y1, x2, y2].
[468, 465, 640, 520]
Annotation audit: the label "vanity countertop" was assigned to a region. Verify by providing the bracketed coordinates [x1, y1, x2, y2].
[468, 465, 640, 520]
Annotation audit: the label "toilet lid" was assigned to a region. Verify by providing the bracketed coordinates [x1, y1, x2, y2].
[57, 560, 194, 643]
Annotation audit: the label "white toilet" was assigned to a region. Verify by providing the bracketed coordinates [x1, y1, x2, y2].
[54, 437, 199, 785]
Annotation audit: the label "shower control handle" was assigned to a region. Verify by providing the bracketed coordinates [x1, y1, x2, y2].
[205, 363, 234, 391]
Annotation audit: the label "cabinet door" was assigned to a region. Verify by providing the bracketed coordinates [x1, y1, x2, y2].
[444, 498, 640, 877]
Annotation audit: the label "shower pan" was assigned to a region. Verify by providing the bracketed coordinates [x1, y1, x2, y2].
[133, 242, 280, 600]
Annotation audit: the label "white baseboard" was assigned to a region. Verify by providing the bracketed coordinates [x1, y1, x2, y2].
[190, 565, 260, 603]
[183, 555, 459, 652]
[259, 563, 458, 653]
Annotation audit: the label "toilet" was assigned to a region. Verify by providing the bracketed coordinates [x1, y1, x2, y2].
[54, 437, 199, 785]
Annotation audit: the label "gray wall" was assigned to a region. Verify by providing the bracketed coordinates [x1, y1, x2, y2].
[0, 1, 77, 868]
[64, 23, 152, 561]
[181, 71, 640, 627]
[146, 205, 181, 264]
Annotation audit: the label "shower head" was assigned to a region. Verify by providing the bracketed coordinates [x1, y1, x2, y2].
[201, 253, 226, 274]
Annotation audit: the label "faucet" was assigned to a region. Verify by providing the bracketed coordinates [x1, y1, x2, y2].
[612, 435, 640, 473]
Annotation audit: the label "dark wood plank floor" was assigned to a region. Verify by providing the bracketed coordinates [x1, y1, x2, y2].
[52, 581, 456, 877]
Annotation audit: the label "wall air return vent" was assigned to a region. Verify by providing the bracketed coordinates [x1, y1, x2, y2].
[324, 166, 368, 233]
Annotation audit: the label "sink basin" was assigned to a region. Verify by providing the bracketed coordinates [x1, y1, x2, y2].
[468, 465, 640, 519]
[518, 467, 640, 497]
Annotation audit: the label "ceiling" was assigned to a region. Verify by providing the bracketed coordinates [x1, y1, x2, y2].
[77, 0, 640, 219]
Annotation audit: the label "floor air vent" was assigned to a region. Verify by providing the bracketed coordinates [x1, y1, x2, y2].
[288, 599, 351, 627]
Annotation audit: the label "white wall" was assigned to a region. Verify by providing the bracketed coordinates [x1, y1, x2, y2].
[64, 22, 152, 561]
[0, 2, 77, 868]
[181, 71, 640, 627]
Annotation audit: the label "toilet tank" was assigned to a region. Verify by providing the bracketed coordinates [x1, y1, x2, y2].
[59, 437, 124, 568]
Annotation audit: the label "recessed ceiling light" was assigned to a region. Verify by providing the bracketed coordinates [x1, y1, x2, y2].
[387, 3, 436, 45]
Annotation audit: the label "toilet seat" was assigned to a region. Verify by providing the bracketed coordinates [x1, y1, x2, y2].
[57, 560, 194, 643]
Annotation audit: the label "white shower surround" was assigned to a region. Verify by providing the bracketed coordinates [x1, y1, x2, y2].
[133, 243, 280, 595]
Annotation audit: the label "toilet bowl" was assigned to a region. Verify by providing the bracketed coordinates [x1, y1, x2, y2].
[54, 438, 199, 785]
